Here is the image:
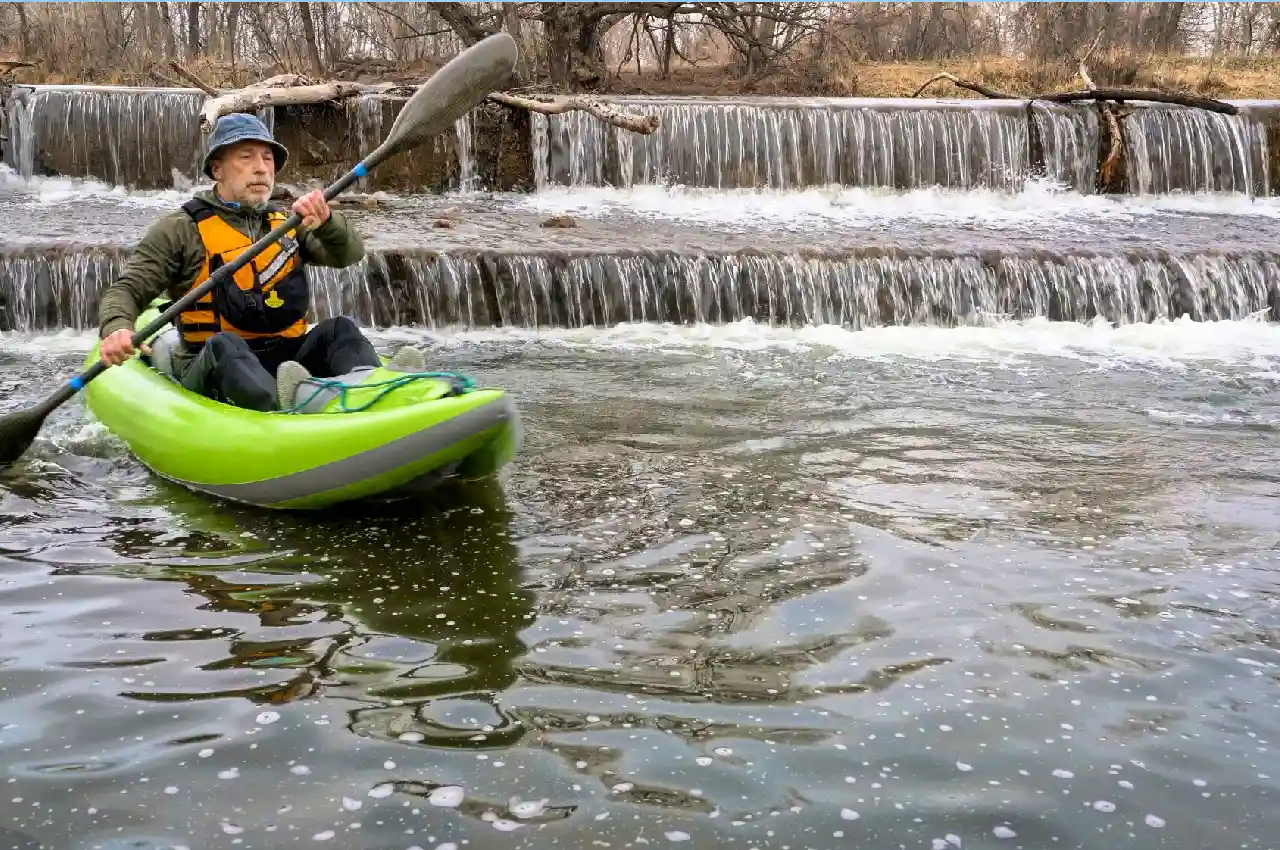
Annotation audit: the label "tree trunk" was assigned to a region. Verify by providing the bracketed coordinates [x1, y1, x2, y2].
[297, 2, 324, 76]
[544, 6, 575, 88]
[16, 2, 30, 59]
[200, 80, 366, 130]
[158, 2, 177, 59]
[319, 3, 336, 70]
[661, 20, 675, 77]
[226, 3, 240, 65]
[186, 2, 200, 59]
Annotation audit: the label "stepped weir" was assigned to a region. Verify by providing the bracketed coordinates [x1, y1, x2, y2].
[4, 85, 1278, 196]
[2, 83, 1279, 334]
[2, 245, 1276, 333]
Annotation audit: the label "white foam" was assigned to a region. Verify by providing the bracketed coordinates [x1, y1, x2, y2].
[519, 181, 1280, 233]
[391, 313, 1280, 371]
[7, 315, 1280, 376]
[0, 164, 193, 208]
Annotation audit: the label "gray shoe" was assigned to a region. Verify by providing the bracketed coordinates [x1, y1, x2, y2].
[385, 345, 426, 373]
[276, 360, 312, 411]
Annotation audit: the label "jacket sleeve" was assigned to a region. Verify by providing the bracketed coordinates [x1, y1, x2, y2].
[97, 215, 189, 339]
[300, 210, 366, 269]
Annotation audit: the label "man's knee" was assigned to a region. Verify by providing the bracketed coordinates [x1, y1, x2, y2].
[316, 315, 364, 340]
[206, 332, 256, 358]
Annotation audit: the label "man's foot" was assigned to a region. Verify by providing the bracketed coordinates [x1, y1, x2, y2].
[276, 360, 313, 410]
[386, 345, 426, 373]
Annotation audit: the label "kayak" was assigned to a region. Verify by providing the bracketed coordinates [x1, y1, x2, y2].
[80, 305, 521, 510]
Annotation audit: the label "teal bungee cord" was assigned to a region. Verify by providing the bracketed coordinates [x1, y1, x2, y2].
[281, 370, 475, 415]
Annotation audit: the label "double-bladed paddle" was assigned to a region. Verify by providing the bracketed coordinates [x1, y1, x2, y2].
[0, 32, 518, 469]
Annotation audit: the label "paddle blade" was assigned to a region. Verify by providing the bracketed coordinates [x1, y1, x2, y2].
[370, 32, 518, 165]
[0, 405, 50, 468]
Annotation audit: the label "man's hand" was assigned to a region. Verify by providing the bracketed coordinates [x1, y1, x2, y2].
[99, 329, 150, 367]
[292, 189, 331, 229]
[100, 328, 136, 366]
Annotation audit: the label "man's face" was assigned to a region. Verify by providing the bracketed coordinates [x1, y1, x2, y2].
[211, 140, 276, 206]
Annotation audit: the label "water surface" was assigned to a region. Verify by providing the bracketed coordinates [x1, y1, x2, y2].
[1, 319, 1277, 850]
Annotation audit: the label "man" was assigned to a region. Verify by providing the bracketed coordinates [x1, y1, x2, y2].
[97, 112, 423, 411]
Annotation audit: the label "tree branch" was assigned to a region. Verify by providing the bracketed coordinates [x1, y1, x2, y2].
[487, 91, 660, 134]
[167, 59, 219, 95]
[199, 81, 365, 130]
[912, 71, 1013, 99]
[909, 72, 1239, 115]
[197, 76, 662, 136]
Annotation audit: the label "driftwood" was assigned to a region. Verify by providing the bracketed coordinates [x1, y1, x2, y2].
[193, 68, 661, 136]
[167, 60, 218, 96]
[0, 60, 37, 76]
[912, 48, 1240, 194]
[912, 72, 1012, 100]
[486, 91, 660, 135]
[1077, 60, 1126, 191]
[246, 73, 316, 90]
[911, 72, 1239, 116]
[199, 81, 366, 130]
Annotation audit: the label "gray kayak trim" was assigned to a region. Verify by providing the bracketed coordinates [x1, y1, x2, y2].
[163, 395, 515, 507]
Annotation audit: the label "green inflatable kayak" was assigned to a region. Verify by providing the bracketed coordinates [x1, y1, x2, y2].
[81, 306, 521, 510]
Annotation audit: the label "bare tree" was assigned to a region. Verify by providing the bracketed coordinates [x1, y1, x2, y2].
[297, 2, 324, 74]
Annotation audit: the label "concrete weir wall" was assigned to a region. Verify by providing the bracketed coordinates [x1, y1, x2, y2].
[4, 85, 1280, 195]
[2, 85, 534, 193]
[4, 244, 1278, 334]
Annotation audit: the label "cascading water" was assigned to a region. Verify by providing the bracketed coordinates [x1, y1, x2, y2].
[1123, 104, 1271, 196]
[531, 97, 1100, 192]
[4, 85, 1274, 197]
[2, 86, 206, 188]
[1, 85, 479, 192]
[2, 92, 34, 180]
[454, 109, 475, 192]
[5, 246, 1275, 333]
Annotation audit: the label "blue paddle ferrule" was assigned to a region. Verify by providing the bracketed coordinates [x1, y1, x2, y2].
[353, 163, 368, 178]
[67, 376, 85, 391]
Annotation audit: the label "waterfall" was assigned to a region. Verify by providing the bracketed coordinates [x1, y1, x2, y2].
[3, 86, 1274, 196]
[2, 85, 480, 192]
[2, 86, 206, 188]
[5, 245, 1275, 333]
[1124, 103, 1271, 196]
[530, 97, 1099, 193]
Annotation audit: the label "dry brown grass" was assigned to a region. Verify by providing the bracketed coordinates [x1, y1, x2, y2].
[9, 52, 1280, 100]
[610, 53, 1280, 100]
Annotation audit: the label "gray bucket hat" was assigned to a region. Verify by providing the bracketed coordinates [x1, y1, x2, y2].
[201, 112, 290, 179]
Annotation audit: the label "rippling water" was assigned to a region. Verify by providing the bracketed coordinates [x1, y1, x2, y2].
[1, 318, 1278, 850]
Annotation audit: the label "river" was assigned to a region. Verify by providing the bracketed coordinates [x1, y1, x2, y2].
[1, 91, 1279, 850]
[2, 299, 1278, 849]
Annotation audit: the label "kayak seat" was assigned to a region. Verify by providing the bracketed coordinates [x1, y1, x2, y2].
[146, 328, 183, 382]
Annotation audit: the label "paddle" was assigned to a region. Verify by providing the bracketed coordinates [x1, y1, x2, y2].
[0, 32, 518, 469]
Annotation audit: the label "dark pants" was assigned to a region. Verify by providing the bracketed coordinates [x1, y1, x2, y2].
[178, 316, 380, 412]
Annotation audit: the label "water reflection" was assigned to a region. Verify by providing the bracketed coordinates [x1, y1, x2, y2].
[2, 331, 1279, 849]
[61, 480, 534, 751]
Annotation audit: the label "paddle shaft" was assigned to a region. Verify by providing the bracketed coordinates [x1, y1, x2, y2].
[54, 162, 373, 410]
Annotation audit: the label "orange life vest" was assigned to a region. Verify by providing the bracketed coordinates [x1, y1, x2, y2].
[176, 198, 309, 348]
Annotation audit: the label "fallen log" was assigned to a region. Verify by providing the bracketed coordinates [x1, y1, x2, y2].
[911, 72, 1239, 115]
[1034, 88, 1238, 115]
[199, 76, 661, 136]
[485, 91, 660, 135]
[199, 81, 366, 130]
[246, 73, 316, 91]
[1078, 61, 1126, 193]
[0, 60, 37, 77]
[166, 60, 218, 96]
[911, 72, 1013, 100]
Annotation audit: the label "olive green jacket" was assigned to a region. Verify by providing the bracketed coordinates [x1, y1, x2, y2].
[97, 188, 366, 340]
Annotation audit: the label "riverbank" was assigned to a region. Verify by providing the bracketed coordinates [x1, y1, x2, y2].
[9, 53, 1280, 100]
